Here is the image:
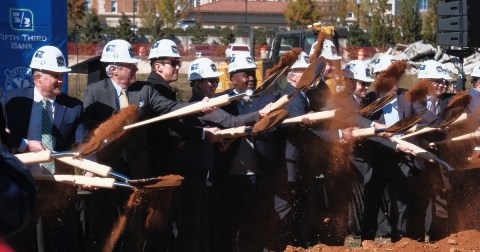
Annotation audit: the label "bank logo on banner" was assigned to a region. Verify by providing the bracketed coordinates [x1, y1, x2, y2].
[4, 67, 33, 90]
[10, 8, 34, 31]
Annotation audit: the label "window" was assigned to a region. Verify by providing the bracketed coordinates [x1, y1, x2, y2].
[418, 0, 428, 11]
[111, 0, 117, 13]
[347, 12, 353, 18]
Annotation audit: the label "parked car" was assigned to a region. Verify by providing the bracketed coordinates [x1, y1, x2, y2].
[225, 44, 251, 60]
[176, 19, 197, 31]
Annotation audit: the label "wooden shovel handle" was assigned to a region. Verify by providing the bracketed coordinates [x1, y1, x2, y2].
[352, 127, 376, 138]
[33, 175, 115, 188]
[430, 131, 480, 147]
[390, 137, 438, 163]
[282, 110, 336, 124]
[398, 127, 437, 140]
[15, 150, 52, 164]
[124, 94, 231, 130]
[56, 157, 112, 177]
[269, 94, 291, 111]
[214, 126, 249, 138]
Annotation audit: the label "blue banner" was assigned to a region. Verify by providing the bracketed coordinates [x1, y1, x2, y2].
[0, 0, 68, 93]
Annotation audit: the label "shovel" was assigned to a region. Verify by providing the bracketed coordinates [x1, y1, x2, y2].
[352, 113, 423, 138]
[32, 174, 128, 189]
[399, 110, 468, 140]
[358, 93, 397, 117]
[124, 93, 246, 130]
[390, 137, 454, 172]
[268, 56, 326, 111]
[429, 130, 480, 148]
[214, 109, 290, 138]
[280, 110, 337, 124]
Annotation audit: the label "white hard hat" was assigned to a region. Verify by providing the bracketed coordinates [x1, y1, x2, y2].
[417, 60, 452, 80]
[228, 55, 257, 74]
[100, 39, 141, 64]
[343, 60, 374, 83]
[471, 64, 480, 78]
[291, 52, 310, 70]
[188, 58, 223, 81]
[320, 39, 342, 61]
[30, 46, 71, 73]
[372, 54, 396, 74]
[148, 39, 181, 60]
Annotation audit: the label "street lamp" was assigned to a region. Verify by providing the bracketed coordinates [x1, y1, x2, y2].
[132, 0, 137, 40]
[356, 0, 361, 24]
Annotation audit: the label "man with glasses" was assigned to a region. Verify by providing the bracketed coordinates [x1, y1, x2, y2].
[405, 60, 454, 242]
[82, 39, 215, 251]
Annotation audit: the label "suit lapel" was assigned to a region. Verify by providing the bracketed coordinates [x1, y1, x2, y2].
[53, 95, 66, 130]
[106, 79, 120, 112]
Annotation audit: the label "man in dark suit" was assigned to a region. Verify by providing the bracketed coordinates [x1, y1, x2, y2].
[406, 60, 454, 242]
[214, 55, 279, 251]
[2, 45, 83, 251]
[82, 39, 217, 251]
[359, 67, 417, 243]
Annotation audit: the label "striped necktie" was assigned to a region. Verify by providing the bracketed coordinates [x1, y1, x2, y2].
[428, 97, 437, 115]
[119, 89, 129, 109]
[41, 99, 55, 174]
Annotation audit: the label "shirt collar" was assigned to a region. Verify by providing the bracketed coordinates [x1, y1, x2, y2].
[111, 79, 124, 97]
[33, 86, 55, 104]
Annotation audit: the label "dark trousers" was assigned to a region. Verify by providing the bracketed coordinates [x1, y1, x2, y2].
[214, 174, 269, 252]
[406, 163, 450, 242]
[173, 171, 209, 252]
[361, 166, 412, 243]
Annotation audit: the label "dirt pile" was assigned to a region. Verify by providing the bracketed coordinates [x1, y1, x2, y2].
[285, 230, 480, 252]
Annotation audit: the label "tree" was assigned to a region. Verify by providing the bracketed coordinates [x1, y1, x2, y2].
[369, 0, 399, 47]
[347, 23, 370, 46]
[138, 0, 164, 41]
[396, 0, 422, 44]
[114, 13, 134, 42]
[190, 25, 206, 44]
[284, 0, 321, 29]
[421, 0, 439, 45]
[68, 0, 87, 25]
[81, 9, 103, 43]
[157, 0, 189, 29]
[220, 27, 235, 45]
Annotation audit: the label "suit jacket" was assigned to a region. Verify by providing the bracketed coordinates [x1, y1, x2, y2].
[146, 72, 203, 175]
[83, 78, 184, 178]
[2, 87, 83, 152]
[412, 93, 453, 124]
[218, 88, 283, 177]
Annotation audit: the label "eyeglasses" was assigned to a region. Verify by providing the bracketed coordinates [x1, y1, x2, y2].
[205, 78, 219, 84]
[358, 81, 371, 87]
[160, 60, 182, 67]
[431, 79, 446, 85]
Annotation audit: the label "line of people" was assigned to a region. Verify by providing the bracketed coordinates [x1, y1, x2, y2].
[1, 37, 480, 252]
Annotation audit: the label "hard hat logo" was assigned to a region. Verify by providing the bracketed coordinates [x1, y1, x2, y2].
[56, 56, 65, 67]
[171, 46, 179, 54]
[106, 45, 116, 52]
[129, 47, 135, 58]
[210, 64, 217, 72]
[419, 65, 426, 70]
[34, 50, 44, 59]
[303, 55, 310, 63]
[191, 63, 199, 71]
[436, 66, 448, 74]
[246, 57, 253, 63]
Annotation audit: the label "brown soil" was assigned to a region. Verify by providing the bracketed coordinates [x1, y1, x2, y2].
[285, 230, 480, 252]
